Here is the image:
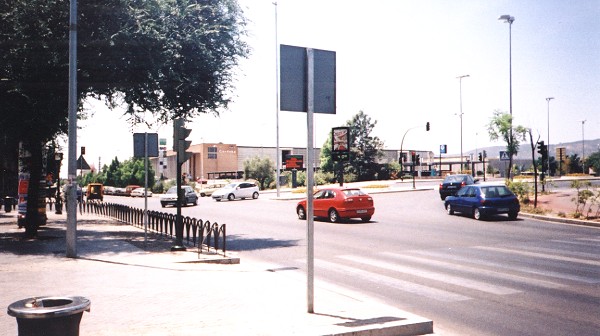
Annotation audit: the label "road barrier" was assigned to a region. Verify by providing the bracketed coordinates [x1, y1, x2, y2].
[79, 201, 227, 254]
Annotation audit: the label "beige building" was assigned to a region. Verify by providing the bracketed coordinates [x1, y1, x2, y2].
[151, 142, 438, 182]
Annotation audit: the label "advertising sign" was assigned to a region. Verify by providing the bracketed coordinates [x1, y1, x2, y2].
[332, 127, 350, 161]
[285, 155, 304, 170]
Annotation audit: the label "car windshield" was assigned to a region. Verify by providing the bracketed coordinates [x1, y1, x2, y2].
[223, 183, 237, 189]
[166, 187, 178, 194]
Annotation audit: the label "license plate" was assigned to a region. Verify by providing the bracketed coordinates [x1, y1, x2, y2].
[447, 186, 457, 189]
[356, 210, 367, 214]
[498, 208, 509, 212]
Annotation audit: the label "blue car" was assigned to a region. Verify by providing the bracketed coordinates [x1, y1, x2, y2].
[444, 184, 520, 220]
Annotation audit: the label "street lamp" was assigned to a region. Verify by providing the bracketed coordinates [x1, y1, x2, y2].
[581, 120, 586, 173]
[546, 97, 554, 175]
[457, 74, 469, 172]
[499, 14, 515, 178]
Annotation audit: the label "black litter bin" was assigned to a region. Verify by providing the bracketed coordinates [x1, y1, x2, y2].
[7, 296, 90, 336]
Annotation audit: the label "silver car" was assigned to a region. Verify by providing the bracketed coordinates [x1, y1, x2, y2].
[211, 182, 259, 201]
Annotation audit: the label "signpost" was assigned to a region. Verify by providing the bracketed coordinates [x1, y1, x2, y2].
[280, 44, 336, 313]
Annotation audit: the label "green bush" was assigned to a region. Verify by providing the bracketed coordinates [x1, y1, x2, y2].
[506, 180, 530, 203]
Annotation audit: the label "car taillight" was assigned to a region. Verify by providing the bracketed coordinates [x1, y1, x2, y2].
[439, 184, 443, 190]
[461, 181, 466, 187]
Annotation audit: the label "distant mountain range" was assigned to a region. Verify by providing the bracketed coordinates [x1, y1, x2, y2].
[465, 138, 600, 160]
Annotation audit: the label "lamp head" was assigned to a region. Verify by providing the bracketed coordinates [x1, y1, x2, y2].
[498, 15, 515, 23]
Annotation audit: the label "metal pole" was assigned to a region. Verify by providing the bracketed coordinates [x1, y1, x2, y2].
[457, 75, 469, 173]
[144, 133, 148, 247]
[581, 120, 586, 173]
[306, 48, 315, 314]
[508, 19, 514, 179]
[273, 2, 281, 197]
[66, 0, 78, 258]
[546, 97, 554, 175]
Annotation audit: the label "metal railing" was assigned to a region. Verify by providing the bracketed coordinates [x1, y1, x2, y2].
[79, 201, 227, 254]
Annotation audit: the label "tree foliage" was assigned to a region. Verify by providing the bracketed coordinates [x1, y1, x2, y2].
[487, 110, 528, 179]
[346, 111, 385, 181]
[243, 156, 274, 190]
[586, 151, 600, 175]
[320, 111, 384, 181]
[1, 0, 248, 235]
[81, 157, 156, 188]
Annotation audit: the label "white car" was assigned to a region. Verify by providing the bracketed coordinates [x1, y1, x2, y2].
[160, 186, 198, 207]
[130, 187, 153, 197]
[211, 182, 259, 201]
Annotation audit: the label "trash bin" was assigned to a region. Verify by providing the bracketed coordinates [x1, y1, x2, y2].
[7, 296, 90, 336]
[4, 196, 12, 213]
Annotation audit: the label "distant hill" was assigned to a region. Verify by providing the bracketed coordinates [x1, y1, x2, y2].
[466, 138, 600, 160]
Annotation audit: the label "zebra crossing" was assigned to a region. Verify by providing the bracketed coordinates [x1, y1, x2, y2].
[298, 235, 600, 303]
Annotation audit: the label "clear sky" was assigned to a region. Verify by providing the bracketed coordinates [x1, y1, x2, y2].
[65, 0, 600, 172]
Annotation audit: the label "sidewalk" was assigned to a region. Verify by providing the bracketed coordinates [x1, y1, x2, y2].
[0, 211, 433, 336]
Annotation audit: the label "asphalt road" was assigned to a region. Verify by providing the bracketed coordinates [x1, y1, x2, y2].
[108, 189, 600, 336]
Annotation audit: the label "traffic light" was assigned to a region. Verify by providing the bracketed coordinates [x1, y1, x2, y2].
[411, 151, 416, 164]
[478, 152, 482, 161]
[416, 154, 421, 165]
[426, 122, 430, 131]
[173, 118, 192, 165]
[537, 141, 548, 172]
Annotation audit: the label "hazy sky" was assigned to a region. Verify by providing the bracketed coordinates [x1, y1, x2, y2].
[68, 0, 600, 170]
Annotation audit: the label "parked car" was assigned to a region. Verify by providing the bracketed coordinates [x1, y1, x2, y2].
[130, 187, 153, 197]
[114, 187, 127, 196]
[211, 182, 259, 201]
[444, 184, 520, 220]
[439, 174, 477, 200]
[103, 186, 116, 195]
[125, 185, 142, 197]
[159, 186, 198, 207]
[296, 187, 375, 223]
[198, 183, 226, 197]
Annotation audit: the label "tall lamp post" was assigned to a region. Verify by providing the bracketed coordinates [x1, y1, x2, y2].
[499, 14, 515, 178]
[581, 120, 586, 173]
[546, 97, 554, 175]
[457, 74, 469, 172]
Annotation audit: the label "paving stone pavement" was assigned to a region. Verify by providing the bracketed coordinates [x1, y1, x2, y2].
[0, 211, 433, 336]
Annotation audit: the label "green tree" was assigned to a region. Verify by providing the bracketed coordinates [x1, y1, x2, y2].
[320, 111, 384, 181]
[566, 154, 582, 174]
[244, 156, 275, 190]
[487, 110, 528, 179]
[585, 151, 600, 176]
[1, 0, 248, 236]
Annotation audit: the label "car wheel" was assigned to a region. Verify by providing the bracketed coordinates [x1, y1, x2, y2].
[473, 208, 483, 220]
[446, 204, 454, 215]
[161, 202, 166, 208]
[193, 199, 198, 206]
[361, 216, 371, 222]
[252, 192, 259, 199]
[200, 193, 206, 197]
[297, 206, 306, 220]
[508, 211, 518, 220]
[227, 193, 235, 201]
[440, 195, 446, 200]
[328, 209, 339, 223]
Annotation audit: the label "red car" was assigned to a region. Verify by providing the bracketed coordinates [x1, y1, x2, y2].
[296, 187, 375, 223]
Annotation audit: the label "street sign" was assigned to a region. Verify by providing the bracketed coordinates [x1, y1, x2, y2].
[499, 151, 510, 161]
[440, 144, 447, 154]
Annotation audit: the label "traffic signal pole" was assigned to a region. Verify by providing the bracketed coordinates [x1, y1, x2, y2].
[171, 118, 192, 251]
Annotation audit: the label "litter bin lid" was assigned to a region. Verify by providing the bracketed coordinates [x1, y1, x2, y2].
[8, 296, 90, 319]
